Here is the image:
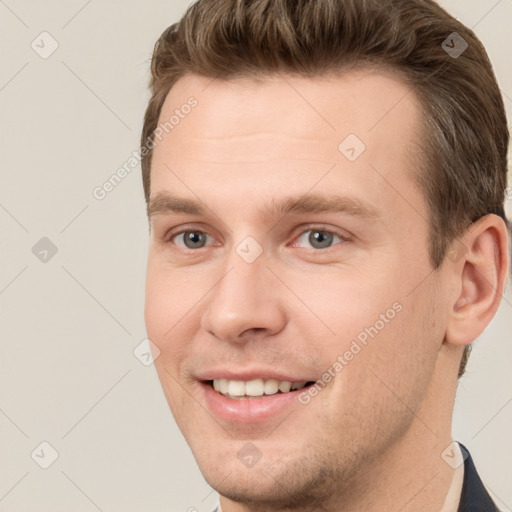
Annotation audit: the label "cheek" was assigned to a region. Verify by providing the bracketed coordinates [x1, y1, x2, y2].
[352, 297, 439, 406]
[304, 268, 439, 404]
[144, 260, 198, 343]
[144, 258, 165, 332]
[286, 266, 401, 346]
[318, 308, 434, 450]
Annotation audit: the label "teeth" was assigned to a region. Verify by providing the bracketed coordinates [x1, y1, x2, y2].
[245, 378, 264, 396]
[264, 379, 279, 395]
[278, 381, 291, 393]
[228, 380, 246, 397]
[211, 378, 309, 398]
[219, 378, 229, 394]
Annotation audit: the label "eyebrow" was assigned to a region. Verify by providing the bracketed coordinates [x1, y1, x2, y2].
[147, 192, 379, 222]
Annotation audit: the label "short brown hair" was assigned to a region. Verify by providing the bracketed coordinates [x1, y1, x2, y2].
[141, 0, 509, 377]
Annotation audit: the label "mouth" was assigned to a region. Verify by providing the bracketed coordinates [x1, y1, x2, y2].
[205, 378, 317, 400]
[197, 372, 321, 424]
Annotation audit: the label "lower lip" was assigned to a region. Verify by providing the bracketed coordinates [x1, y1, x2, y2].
[201, 382, 308, 424]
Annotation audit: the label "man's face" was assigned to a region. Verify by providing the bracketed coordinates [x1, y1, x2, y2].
[145, 71, 450, 504]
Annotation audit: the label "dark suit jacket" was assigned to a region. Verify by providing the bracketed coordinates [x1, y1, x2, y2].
[458, 443, 500, 511]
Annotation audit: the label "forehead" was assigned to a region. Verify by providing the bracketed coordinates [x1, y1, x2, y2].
[150, 70, 424, 225]
[157, 69, 419, 145]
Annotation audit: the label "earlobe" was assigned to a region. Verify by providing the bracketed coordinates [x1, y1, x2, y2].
[445, 214, 509, 347]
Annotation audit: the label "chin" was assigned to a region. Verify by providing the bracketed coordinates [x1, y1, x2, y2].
[194, 441, 351, 509]
[206, 472, 318, 509]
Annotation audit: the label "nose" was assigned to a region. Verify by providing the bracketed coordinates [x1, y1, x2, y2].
[200, 253, 287, 344]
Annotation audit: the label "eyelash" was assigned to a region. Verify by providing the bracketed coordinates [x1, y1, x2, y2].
[165, 225, 347, 251]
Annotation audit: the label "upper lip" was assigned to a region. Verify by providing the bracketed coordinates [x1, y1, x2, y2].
[195, 369, 316, 382]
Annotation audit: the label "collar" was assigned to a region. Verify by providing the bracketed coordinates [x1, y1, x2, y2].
[440, 442, 465, 512]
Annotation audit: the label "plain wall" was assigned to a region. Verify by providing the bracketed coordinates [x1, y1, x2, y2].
[0, 1, 511, 510]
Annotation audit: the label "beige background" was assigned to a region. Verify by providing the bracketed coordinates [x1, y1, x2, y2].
[0, 1, 511, 510]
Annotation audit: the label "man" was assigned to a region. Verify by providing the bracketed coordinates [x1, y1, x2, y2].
[141, 0, 510, 510]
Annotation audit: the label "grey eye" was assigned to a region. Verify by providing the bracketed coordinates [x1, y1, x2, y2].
[178, 231, 209, 249]
[295, 230, 342, 250]
[309, 230, 335, 249]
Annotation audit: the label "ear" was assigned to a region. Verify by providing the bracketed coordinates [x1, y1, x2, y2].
[445, 214, 510, 347]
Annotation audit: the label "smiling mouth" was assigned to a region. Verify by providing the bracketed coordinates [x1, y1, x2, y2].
[206, 378, 316, 399]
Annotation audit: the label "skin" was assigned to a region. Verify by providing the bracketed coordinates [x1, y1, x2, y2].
[144, 70, 509, 512]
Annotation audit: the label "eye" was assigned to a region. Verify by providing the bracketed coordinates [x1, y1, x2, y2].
[293, 229, 344, 250]
[171, 230, 213, 250]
